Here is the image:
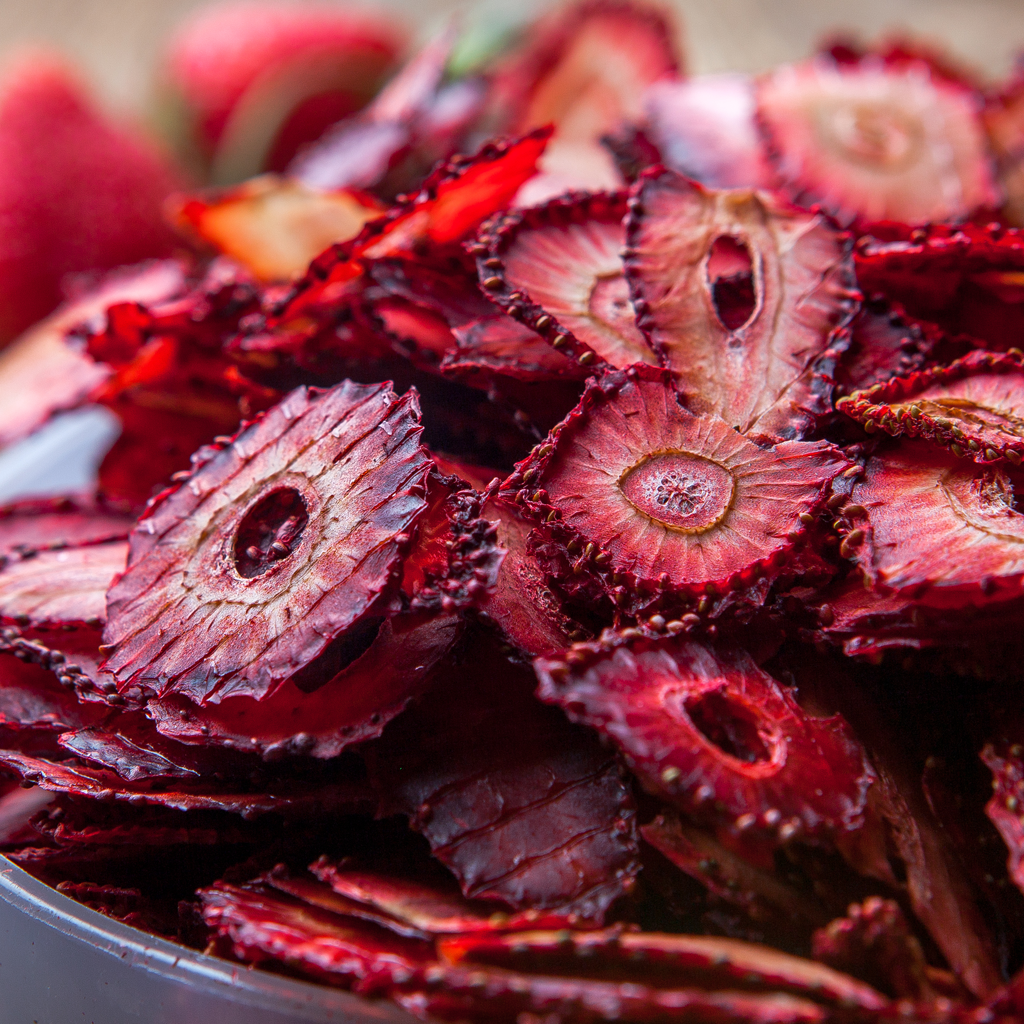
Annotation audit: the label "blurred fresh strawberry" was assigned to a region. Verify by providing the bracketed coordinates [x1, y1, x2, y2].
[0, 50, 181, 346]
[157, 2, 405, 185]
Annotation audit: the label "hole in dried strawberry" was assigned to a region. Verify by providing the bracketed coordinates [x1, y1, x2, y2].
[589, 273, 638, 337]
[684, 689, 771, 764]
[289, 616, 384, 694]
[619, 453, 734, 532]
[706, 235, 756, 330]
[233, 488, 309, 579]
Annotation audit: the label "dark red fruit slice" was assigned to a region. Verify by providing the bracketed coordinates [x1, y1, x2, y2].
[624, 169, 858, 440]
[0, 654, 106, 732]
[0, 746, 373, 818]
[982, 741, 1024, 898]
[147, 613, 461, 759]
[366, 632, 639, 920]
[642, 75, 776, 191]
[0, 541, 126, 627]
[170, 176, 384, 282]
[438, 928, 887, 1012]
[811, 898, 936, 1001]
[536, 633, 876, 847]
[301, 863, 575, 937]
[985, 71, 1024, 226]
[757, 53, 997, 225]
[0, 495, 133, 558]
[837, 349, 1024, 465]
[477, 192, 657, 370]
[502, 370, 848, 603]
[101, 381, 431, 705]
[641, 812, 829, 936]
[844, 441, 1024, 608]
[0, 260, 186, 450]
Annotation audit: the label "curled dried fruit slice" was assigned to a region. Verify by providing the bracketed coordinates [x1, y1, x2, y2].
[503, 371, 847, 601]
[438, 928, 888, 1013]
[982, 741, 1024, 898]
[845, 441, 1024, 608]
[535, 634, 875, 847]
[366, 632, 639, 920]
[624, 169, 858, 440]
[837, 350, 1024, 465]
[0, 541, 126, 628]
[0, 654, 106, 732]
[101, 380, 432, 705]
[170, 175, 384, 281]
[0, 495, 133, 558]
[477, 192, 656, 369]
[757, 54, 997, 225]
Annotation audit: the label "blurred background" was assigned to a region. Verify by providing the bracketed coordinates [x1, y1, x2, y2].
[3, 0, 1024, 113]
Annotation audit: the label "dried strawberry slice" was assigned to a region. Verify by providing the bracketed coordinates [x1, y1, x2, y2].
[0, 495, 133, 558]
[838, 349, 1024, 465]
[756, 53, 998, 226]
[624, 169, 858, 440]
[535, 633, 875, 848]
[438, 930, 887, 1013]
[811, 898, 936, 1001]
[982, 741, 1024, 898]
[366, 631, 639, 920]
[0, 540, 127, 628]
[502, 370, 847, 604]
[147, 613, 461, 759]
[476, 192, 657, 370]
[641, 812, 829, 936]
[101, 380, 431, 705]
[0, 654, 106, 732]
[641, 75, 777, 191]
[170, 176, 384, 282]
[985, 70, 1024, 226]
[844, 441, 1024, 608]
[295, 864, 575, 937]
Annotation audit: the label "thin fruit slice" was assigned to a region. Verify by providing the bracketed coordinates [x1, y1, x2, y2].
[0, 654, 106, 732]
[438, 929, 887, 1013]
[147, 614, 461, 759]
[982, 741, 1024, 898]
[477, 192, 657, 369]
[837, 349, 1024, 465]
[811, 898, 936, 1001]
[365, 632, 639, 920]
[101, 380, 432, 705]
[0, 495, 133, 558]
[642, 75, 776, 191]
[757, 53, 998, 225]
[502, 370, 847, 603]
[985, 70, 1024, 226]
[442, 316, 585, 383]
[845, 441, 1024, 608]
[301, 863, 574, 937]
[0, 541, 127, 628]
[624, 168, 858, 440]
[170, 176, 384, 281]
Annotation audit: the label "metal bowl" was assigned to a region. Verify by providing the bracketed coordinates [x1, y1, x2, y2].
[0, 855, 416, 1024]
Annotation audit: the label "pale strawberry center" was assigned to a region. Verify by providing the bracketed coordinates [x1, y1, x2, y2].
[824, 102, 919, 169]
[588, 273, 638, 337]
[233, 487, 309, 578]
[619, 452, 734, 532]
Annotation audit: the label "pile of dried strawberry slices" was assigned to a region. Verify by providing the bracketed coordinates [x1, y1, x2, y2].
[7, 2, 1024, 1020]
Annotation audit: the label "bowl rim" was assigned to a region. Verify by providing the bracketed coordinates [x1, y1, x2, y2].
[0, 853, 416, 1022]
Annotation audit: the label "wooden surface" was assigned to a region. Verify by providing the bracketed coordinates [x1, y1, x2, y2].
[0, 0, 1023, 115]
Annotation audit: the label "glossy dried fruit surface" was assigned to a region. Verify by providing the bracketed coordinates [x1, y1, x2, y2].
[846, 441, 1024, 607]
[102, 380, 431, 704]
[838, 350, 1024, 465]
[624, 169, 858, 440]
[478, 192, 657, 369]
[505, 371, 847, 600]
[536, 634, 875, 847]
[757, 54, 997, 225]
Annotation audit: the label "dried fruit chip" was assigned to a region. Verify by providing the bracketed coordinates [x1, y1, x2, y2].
[837, 349, 1024, 465]
[985, 71, 1024, 226]
[0, 495, 134, 558]
[366, 632, 639, 920]
[535, 634, 875, 847]
[101, 380, 432, 704]
[982, 741, 1024, 899]
[503, 371, 847, 602]
[624, 169, 858, 440]
[845, 441, 1024, 608]
[757, 53, 998, 225]
[0, 653, 106, 732]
